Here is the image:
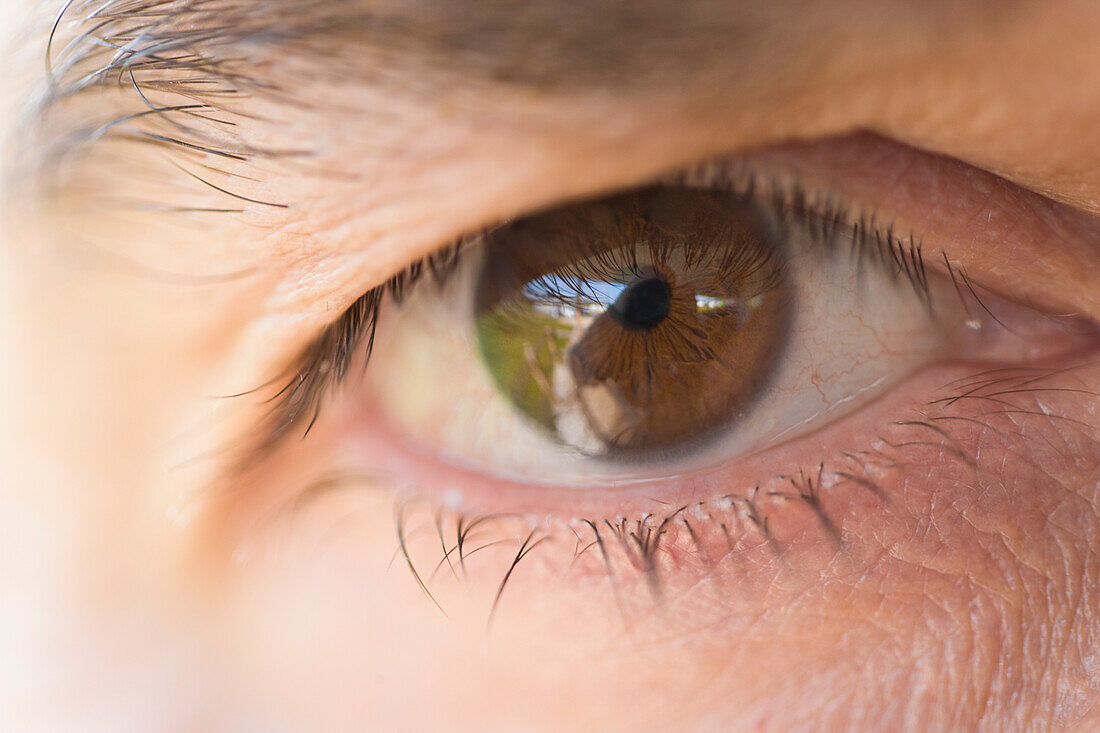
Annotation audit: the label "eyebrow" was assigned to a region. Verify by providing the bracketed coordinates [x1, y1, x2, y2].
[29, 0, 737, 195]
[32, 0, 1006, 175]
[45, 0, 757, 90]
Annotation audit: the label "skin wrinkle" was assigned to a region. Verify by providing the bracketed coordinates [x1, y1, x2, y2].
[2, 1, 1099, 731]
[896, 373, 1096, 728]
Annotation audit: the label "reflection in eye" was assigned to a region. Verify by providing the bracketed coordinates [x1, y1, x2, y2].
[365, 173, 992, 482]
[475, 188, 790, 458]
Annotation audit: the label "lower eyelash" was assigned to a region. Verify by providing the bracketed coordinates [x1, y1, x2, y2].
[249, 169, 966, 465]
[246, 358, 1099, 626]
[387, 461, 872, 623]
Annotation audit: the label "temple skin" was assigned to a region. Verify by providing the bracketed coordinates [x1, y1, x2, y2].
[1, 0, 1100, 731]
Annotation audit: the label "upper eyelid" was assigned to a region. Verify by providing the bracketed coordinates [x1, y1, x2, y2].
[243, 138, 1100, 465]
[29, 0, 762, 177]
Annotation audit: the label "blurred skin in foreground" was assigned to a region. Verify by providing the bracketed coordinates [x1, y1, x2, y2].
[1, 0, 1100, 731]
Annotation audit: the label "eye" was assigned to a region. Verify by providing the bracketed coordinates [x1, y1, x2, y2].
[361, 175, 1018, 485]
[238, 136, 1098, 631]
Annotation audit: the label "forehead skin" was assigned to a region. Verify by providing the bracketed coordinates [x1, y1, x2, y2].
[1, 1, 1100, 731]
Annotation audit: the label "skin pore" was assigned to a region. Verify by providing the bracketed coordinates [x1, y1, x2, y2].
[1, 0, 1099, 731]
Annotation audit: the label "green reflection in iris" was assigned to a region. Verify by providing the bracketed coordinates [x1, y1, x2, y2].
[476, 306, 571, 430]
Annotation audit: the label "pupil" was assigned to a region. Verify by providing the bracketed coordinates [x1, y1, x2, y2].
[610, 276, 672, 330]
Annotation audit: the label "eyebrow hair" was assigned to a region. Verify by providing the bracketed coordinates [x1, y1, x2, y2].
[27, 0, 761, 200]
[30, 0, 1013, 176]
[45, 0, 756, 90]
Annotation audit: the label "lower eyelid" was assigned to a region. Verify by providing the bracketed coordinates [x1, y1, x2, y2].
[343, 352, 1088, 520]
[226, 352, 1099, 632]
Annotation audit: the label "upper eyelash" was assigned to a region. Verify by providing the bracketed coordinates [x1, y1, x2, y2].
[513, 194, 785, 311]
[248, 242, 465, 461]
[246, 171, 949, 465]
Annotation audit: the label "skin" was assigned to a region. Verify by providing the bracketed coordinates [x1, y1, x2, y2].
[1, 0, 1099, 731]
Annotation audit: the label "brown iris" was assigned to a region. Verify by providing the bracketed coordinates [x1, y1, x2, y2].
[475, 187, 791, 459]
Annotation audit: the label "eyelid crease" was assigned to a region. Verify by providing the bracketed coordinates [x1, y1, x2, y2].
[243, 170, 988, 467]
[729, 133, 1100, 321]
